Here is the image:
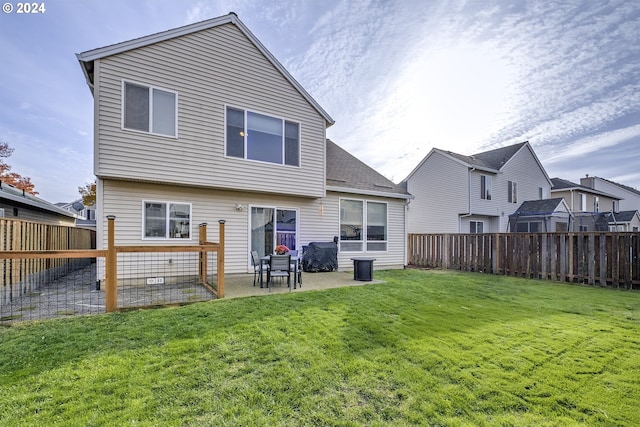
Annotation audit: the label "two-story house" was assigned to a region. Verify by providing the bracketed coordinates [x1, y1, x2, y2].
[76, 13, 411, 277]
[550, 178, 622, 231]
[580, 175, 640, 212]
[402, 141, 552, 233]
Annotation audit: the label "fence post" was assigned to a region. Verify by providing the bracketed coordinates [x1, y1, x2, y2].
[105, 215, 117, 312]
[199, 223, 208, 285]
[217, 220, 225, 298]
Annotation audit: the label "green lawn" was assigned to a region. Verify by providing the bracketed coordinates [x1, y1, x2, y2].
[1, 269, 639, 426]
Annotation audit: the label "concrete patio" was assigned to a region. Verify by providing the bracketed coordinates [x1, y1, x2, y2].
[221, 270, 385, 299]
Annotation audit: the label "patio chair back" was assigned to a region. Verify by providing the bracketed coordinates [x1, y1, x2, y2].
[269, 254, 291, 273]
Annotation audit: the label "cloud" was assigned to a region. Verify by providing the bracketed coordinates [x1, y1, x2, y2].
[543, 124, 640, 164]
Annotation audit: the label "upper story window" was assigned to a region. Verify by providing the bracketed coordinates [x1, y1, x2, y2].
[539, 187, 544, 199]
[613, 200, 620, 213]
[593, 196, 600, 212]
[226, 106, 300, 166]
[508, 181, 517, 203]
[123, 81, 177, 137]
[480, 175, 492, 200]
[340, 199, 388, 252]
[580, 193, 587, 211]
[143, 201, 191, 239]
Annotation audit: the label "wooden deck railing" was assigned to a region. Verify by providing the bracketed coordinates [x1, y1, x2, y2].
[0, 217, 226, 313]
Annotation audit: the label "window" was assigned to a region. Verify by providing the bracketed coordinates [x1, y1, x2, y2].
[539, 187, 544, 200]
[143, 201, 191, 239]
[339, 199, 387, 251]
[593, 196, 599, 212]
[366, 202, 387, 251]
[508, 181, 517, 203]
[480, 175, 492, 200]
[340, 200, 363, 251]
[515, 222, 541, 232]
[226, 106, 300, 166]
[613, 200, 619, 212]
[580, 193, 587, 211]
[123, 82, 177, 137]
[470, 221, 484, 233]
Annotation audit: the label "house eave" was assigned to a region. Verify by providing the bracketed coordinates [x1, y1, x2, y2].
[326, 185, 413, 200]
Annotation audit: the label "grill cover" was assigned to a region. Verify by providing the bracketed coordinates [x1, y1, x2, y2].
[302, 242, 338, 272]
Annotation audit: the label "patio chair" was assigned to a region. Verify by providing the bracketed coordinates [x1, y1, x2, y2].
[268, 254, 291, 291]
[250, 251, 265, 287]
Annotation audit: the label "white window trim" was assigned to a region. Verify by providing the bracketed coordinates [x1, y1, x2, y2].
[247, 204, 300, 266]
[122, 80, 178, 138]
[141, 200, 192, 240]
[470, 220, 484, 234]
[508, 181, 518, 204]
[224, 104, 301, 168]
[338, 198, 389, 253]
[580, 193, 587, 211]
[481, 175, 492, 200]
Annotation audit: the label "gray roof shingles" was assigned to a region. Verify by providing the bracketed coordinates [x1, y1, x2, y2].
[610, 210, 639, 222]
[326, 140, 410, 197]
[0, 184, 75, 218]
[443, 141, 528, 171]
[551, 177, 621, 199]
[510, 198, 565, 215]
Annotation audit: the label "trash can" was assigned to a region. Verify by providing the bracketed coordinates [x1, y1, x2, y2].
[351, 257, 376, 281]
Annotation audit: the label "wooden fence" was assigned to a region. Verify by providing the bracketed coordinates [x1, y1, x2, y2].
[408, 232, 640, 289]
[0, 219, 96, 303]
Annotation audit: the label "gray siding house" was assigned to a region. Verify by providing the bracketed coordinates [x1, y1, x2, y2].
[607, 210, 640, 232]
[403, 141, 552, 233]
[580, 175, 640, 212]
[76, 13, 411, 277]
[0, 183, 76, 226]
[551, 178, 621, 214]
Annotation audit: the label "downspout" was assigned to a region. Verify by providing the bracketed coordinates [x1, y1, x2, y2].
[404, 198, 411, 268]
[458, 167, 476, 232]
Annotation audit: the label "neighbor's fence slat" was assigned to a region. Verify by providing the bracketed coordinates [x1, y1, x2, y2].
[408, 232, 640, 289]
[0, 219, 96, 305]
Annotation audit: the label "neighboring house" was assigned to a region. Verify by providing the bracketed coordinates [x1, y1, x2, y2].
[56, 199, 97, 230]
[0, 182, 76, 226]
[508, 198, 574, 232]
[607, 210, 640, 232]
[551, 178, 622, 231]
[551, 178, 621, 213]
[402, 141, 552, 234]
[580, 175, 640, 212]
[76, 13, 411, 275]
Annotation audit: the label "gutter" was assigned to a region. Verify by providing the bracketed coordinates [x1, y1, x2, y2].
[325, 185, 413, 200]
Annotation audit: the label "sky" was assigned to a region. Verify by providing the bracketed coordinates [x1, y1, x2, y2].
[1, 0, 639, 203]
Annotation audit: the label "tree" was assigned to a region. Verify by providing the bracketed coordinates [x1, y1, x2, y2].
[78, 181, 96, 206]
[0, 141, 37, 195]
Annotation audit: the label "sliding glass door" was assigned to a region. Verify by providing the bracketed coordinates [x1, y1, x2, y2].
[250, 206, 297, 258]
